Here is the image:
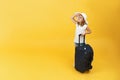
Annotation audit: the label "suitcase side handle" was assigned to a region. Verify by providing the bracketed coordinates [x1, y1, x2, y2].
[78, 34, 85, 46]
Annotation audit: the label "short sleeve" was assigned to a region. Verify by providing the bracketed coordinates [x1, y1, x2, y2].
[84, 24, 88, 29]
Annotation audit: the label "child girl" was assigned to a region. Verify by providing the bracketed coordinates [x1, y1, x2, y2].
[71, 12, 92, 47]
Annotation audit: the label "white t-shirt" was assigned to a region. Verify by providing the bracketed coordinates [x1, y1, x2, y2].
[74, 23, 88, 43]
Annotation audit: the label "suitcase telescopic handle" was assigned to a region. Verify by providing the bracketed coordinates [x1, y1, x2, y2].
[78, 34, 85, 46]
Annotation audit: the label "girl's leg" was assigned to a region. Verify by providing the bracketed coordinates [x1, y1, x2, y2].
[74, 43, 79, 47]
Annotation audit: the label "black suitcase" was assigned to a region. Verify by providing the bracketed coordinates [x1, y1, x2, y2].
[74, 34, 94, 73]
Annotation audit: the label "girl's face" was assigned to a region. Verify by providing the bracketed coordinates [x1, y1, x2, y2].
[76, 14, 84, 23]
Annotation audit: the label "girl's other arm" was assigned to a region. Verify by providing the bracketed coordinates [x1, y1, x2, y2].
[81, 26, 92, 36]
[85, 26, 92, 34]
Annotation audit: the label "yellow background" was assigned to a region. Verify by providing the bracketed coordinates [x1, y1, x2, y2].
[0, 0, 120, 80]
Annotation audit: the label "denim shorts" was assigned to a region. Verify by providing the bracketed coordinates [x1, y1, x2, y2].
[74, 43, 85, 47]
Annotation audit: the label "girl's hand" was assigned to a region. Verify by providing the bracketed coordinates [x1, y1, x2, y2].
[81, 32, 86, 36]
[74, 12, 81, 16]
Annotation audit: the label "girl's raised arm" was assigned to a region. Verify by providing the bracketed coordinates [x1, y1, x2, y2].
[71, 13, 78, 24]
